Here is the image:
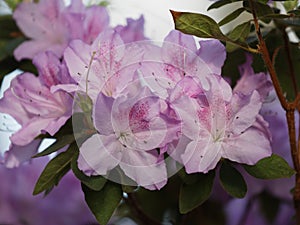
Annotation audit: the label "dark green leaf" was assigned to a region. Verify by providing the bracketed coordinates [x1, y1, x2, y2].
[259, 191, 280, 223]
[82, 181, 122, 225]
[33, 134, 75, 158]
[0, 15, 21, 39]
[228, 21, 251, 41]
[18, 59, 37, 74]
[288, 9, 300, 16]
[263, 14, 294, 19]
[208, 0, 242, 11]
[226, 21, 251, 51]
[0, 37, 24, 61]
[218, 8, 246, 26]
[179, 171, 215, 214]
[178, 168, 200, 185]
[33, 146, 76, 195]
[243, 1, 274, 23]
[170, 10, 227, 40]
[170, 10, 258, 53]
[243, 154, 295, 179]
[71, 151, 107, 191]
[0, 57, 18, 84]
[220, 162, 247, 198]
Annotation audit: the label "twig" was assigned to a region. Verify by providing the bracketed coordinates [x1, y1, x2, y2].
[248, 0, 300, 224]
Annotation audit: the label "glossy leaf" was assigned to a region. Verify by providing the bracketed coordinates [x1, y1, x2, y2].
[218, 8, 246, 26]
[243, 0, 274, 23]
[243, 154, 295, 179]
[226, 21, 251, 52]
[82, 181, 122, 225]
[33, 146, 76, 195]
[208, 0, 242, 11]
[33, 134, 75, 158]
[220, 162, 247, 198]
[171, 10, 258, 53]
[71, 150, 107, 191]
[179, 171, 215, 214]
[170, 10, 227, 40]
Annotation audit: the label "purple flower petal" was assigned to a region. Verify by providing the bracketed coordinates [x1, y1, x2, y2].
[78, 134, 122, 176]
[4, 139, 42, 168]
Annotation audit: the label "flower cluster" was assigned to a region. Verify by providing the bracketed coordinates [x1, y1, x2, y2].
[0, 0, 273, 192]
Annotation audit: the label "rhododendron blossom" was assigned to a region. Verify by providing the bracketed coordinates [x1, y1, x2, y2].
[13, 0, 109, 60]
[0, 52, 72, 167]
[0, 0, 276, 191]
[78, 84, 173, 190]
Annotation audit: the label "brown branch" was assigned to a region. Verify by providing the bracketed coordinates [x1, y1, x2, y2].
[287, 110, 299, 171]
[249, 0, 288, 110]
[249, 0, 300, 224]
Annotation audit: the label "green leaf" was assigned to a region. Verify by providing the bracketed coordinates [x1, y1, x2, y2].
[218, 8, 246, 26]
[243, 154, 295, 179]
[284, 0, 298, 12]
[0, 37, 24, 61]
[0, 57, 18, 84]
[170, 10, 258, 53]
[99, 1, 110, 6]
[0, 15, 21, 39]
[258, 191, 280, 223]
[226, 21, 251, 52]
[71, 151, 107, 191]
[33, 145, 76, 195]
[208, 0, 242, 11]
[170, 10, 227, 40]
[220, 162, 247, 198]
[4, 0, 23, 10]
[274, 39, 300, 101]
[33, 134, 75, 158]
[82, 181, 122, 225]
[18, 59, 37, 74]
[243, 1, 274, 23]
[179, 171, 215, 214]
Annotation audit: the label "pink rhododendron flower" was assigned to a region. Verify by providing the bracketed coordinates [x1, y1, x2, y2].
[3, 139, 42, 168]
[0, 52, 72, 167]
[234, 54, 273, 99]
[176, 75, 272, 173]
[13, 0, 109, 60]
[115, 16, 148, 43]
[78, 83, 177, 190]
[60, 29, 144, 102]
[231, 55, 296, 200]
[138, 30, 226, 96]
